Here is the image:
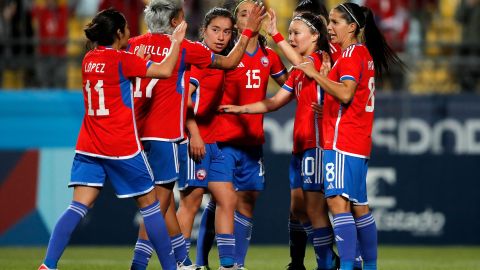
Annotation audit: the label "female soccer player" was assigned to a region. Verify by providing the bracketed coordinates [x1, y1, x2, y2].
[195, 1, 288, 269]
[127, 0, 266, 269]
[174, 7, 239, 270]
[220, 10, 338, 270]
[38, 8, 186, 270]
[295, 2, 404, 270]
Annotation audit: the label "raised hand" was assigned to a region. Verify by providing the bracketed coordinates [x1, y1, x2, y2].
[319, 51, 332, 76]
[266, 8, 279, 36]
[171, 21, 187, 43]
[245, 1, 267, 33]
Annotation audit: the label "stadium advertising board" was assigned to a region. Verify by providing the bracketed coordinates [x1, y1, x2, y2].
[258, 93, 480, 244]
[0, 92, 479, 245]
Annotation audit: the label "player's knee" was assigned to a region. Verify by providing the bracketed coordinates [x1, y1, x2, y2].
[352, 204, 371, 218]
[290, 203, 307, 219]
[326, 196, 350, 215]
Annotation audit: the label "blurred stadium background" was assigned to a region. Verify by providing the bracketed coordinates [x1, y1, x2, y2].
[1, 0, 480, 269]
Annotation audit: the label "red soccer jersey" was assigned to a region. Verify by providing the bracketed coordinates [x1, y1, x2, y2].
[330, 42, 342, 63]
[282, 51, 324, 153]
[216, 46, 287, 145]
[324, 44, 375, 158]
[127, 34, 214, 141]
[76, 47, 151, 158]
[190, 66, 225, 144]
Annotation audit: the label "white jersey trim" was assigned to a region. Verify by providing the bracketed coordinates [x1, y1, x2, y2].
[353, 201, 369, 206]
[140, 151, 154, 180]
[130, 81, 143, 156]
[68, 182, 103, 187]
[315, 85, 322, 148]
[74, 149, 141, 160]
[330, 43, 338, 53]
[179, 69, 186, 139]
[333, 147, 370, 159]
[117, 186, 154, 199]
[194, 85, 200, 115]
[141, 137, 184, 142]
[342, 45, 355, 58]
[154, 178, 178, 185]
[333, 105, 342, 148]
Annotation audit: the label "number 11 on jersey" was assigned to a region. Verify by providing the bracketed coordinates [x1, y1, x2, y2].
[86, 80, 109, 116]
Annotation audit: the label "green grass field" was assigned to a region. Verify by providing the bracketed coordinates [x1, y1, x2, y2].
[1, 245, 479, 270]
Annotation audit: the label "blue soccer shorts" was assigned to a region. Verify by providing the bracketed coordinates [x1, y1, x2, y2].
[69, 151, 154, 198]
[323, 150, 369, 205]
[177, 142, 230, 190]
[142, 140, 180, 185]
[289, 148, 323, 191]
[218, 143, 265, 191]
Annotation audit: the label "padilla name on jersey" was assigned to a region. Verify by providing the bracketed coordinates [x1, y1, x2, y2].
[190, 66, 225, 144]
[216, 45, 287, 145]
[324, 44, 375, 158]
[76, 47, 151, 158]
[282, 51, 324, 153]
[127, 34, 214, 141]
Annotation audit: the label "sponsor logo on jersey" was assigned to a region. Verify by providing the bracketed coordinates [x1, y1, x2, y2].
[196, 169, 207, 180]
[237, 62, 245, 68]
[260, 56, 269, 67]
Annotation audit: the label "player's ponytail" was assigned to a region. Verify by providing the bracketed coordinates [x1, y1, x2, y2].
[258, 34, 269, 56]
[84, 8, 126, 49]
[334, 2, 404, 78]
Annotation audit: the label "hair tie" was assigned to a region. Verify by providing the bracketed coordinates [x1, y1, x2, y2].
[292, 16, 318, 33]
[339, 3, 360, 27]
[234, 0, 251, 16]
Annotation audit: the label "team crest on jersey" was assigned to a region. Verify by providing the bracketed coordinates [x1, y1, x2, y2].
[260, 56, 269, 67]
[196, 169, 207, 180]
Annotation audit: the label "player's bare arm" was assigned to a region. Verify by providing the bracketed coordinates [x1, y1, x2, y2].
[219, 88, 293, 114]
[146, 21, 187, 78]
[209, 3, 266, 69]
[185, 83, 206, 162]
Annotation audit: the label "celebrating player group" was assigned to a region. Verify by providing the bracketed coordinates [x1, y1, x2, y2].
[37, 0, 403, 270]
